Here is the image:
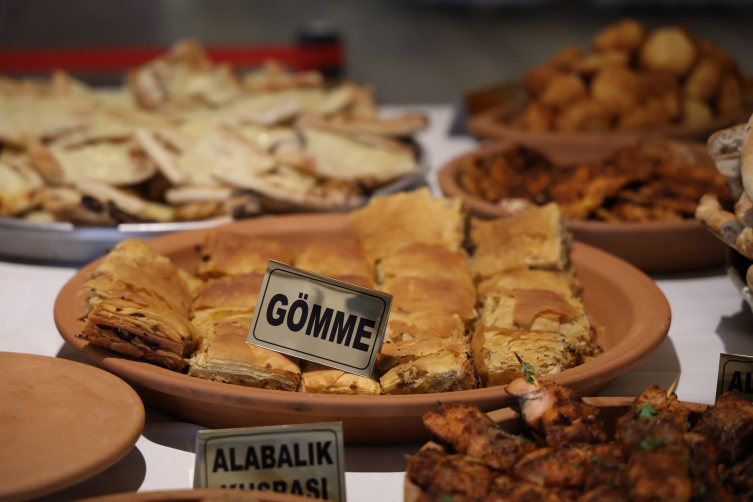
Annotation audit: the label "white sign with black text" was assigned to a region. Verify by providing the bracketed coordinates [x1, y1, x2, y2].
[246, 260, 392, 378]
[194, 422, 346, 501]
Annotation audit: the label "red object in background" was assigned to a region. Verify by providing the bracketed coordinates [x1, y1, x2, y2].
[0, 43, 343, 74]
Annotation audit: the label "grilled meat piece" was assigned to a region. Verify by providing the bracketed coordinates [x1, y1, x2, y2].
[727, 455, 753, 493]
[616, 384, 691, 440]
[423, 404, 536, 470]
[584, 443, 625, 491]
[407, 447, 492, 499]
[685, 432, 733, 502]
[623, 449, 693, 502]
[487, 475, 569, 502]
[692, 392, 753, 464]
[506, 378, 608, 447]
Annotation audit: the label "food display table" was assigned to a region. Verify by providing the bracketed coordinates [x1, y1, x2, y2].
[2, 105, 752, 502]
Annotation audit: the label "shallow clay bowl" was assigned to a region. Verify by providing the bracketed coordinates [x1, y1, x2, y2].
[77, 488, 310, 502]
[55, 214, 670, 445]
[438, 140, 726, 273]
[404, 396, 708, 501]
[466, 101, 751, 163]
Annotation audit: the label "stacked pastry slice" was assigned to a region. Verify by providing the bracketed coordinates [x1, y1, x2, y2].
[81, 238, 200, 370]
[188, 231, 301, 391]
[470, 203, 598, 387]
[294, 241, 382, 395]
[349, 188, 479, 394]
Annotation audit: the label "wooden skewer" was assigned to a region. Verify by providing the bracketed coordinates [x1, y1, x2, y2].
[667, 374, 680, 397]
[514, 352, 539, 387]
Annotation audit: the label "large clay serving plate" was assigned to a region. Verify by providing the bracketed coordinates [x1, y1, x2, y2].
[438, 140, 726, 273]
[77, 488, 310, 502]
[404, 396, 709, 502]
[466, 101, 751, 163]
[0, 352, 144, 502]
[54, 214, 670, 445]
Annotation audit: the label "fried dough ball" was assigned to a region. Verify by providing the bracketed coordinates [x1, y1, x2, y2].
[717, 73, 742, 114]
[684, 58, 721, 101]
[638, 70, 681, 120]
[639, 27, 698, 76]
[539, 74, 588, 109]
[548, 45, 585, 72]
[522, 66, 564, 97]
[591, 67, 641, 115]
[574, 51, 630, 76]
[554, 99, 611, 132]
[682, 98, 713, 125]
[591, 18, 647, 54]
[518, 101, 555, 131]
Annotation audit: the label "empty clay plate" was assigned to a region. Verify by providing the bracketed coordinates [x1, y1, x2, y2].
[438, 140, 726, 273]
[0, 352, 144, 502]
[54, 214, 670, 445]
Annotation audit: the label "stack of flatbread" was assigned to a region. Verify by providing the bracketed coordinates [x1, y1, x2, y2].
[0, 40, 427, 223]
[696, 113, 753, 304]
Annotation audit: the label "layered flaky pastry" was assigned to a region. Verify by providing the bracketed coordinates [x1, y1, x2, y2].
[471, 326, 577, 387]
[82, 290, 198, 370]
[477, 288, 593, 359]
[470, 203, 572, 280]
[476, 268, 581, 301]
[385, 311, 467, 342]
[295, 241, 374, 280]
[190, 272, 264, 342]
[376, 244, 473, 289]
[299, 361, 381, 395]
[81, 238, 201, 369]
[381, 276, 476, 325]
[379, 338, 478, 395]
[196, 231, 296, 279]
[188, 317, 301, 391]
[348, 187, 465, 261]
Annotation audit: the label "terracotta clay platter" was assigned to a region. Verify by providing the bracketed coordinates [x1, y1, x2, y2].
[77, 488, 311, 502]
[0, 352, 144, 502]
[54, 214, 670, 445]
[466, 101, 752, 163]
[404, 397, 709, 501]
[439, 140, 726, 273]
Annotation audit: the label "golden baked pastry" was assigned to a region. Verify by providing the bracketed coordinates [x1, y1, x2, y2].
[299, 361, 381, 395]
[188, 317, 301, 391]
[379, 340, 477, 395]
[191, 272, 264, 342]
[381, 276, 476, 324]
[376, 337, 460, 375]
[295, 241, 374, 280]
[329, 274, 375, 289]
[83, 290, 197, 370]
[476, 269, 580, 301]
[477, 288, 591, 359]
[470, 203, 571, 279]
[385, 311, 467, 342]
[0, 161, 43, 217]
[376, 244, 472, 288]
[348, 188, 465, 261]
[471, 326, 577, 387]
[196, 231, 296, 279]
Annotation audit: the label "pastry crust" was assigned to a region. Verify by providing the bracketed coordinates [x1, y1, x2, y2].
[348, 188, 466, 261]
[295, 241, 374, 280]
[381, 276, 476, 324]
[192, 272, 264, 315]
[379, 344, 478, 395]
[299, 361, 381, 395]
[470, 203, 572, 279]
[188, 317, 301, 391]
[376, 244, 472, 287]
[385, 311, 467, 342]
[477, 269, 581, 301]
[196, 231, 296, 279]
[471, 326, 577, 387]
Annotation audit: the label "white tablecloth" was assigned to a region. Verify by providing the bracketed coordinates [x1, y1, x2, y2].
[2, 105, 753, 502]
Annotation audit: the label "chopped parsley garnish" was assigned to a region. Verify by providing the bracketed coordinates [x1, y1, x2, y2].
[605, 478, 617, 488]
[698, 485, 706, 495]
[519, 438, 530, 445]
[521, 397, 539, 404]
[443, 496, 454, 502]
[572, 463, 581, 469]
[685, 420, 692, 429]
[591, 457, 621, 469]
[718, 473, 727, 485]
[634, 438, 665, 450]
[521, 362, 536, 383]
[545, 454, 556, 460]
[636, 402, 659, 419]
